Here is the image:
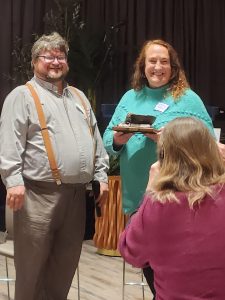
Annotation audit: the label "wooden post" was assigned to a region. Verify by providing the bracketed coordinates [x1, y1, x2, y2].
[93, 176, 128, 256]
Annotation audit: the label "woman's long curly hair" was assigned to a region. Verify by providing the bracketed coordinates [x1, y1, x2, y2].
[131, 39, 189, 99]
[149, 117, 225, 207]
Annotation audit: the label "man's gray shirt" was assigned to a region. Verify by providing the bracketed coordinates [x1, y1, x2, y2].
[0, 77, 109, 188]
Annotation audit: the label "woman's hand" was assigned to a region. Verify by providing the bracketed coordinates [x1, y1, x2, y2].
[217, 142, 225, 163]
[146, 161, 160, 191]
[144, 127, 164, 142]
[113, 131, 134, 147]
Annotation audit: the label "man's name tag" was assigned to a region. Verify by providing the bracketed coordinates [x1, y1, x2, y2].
[154, 102, 169, 112]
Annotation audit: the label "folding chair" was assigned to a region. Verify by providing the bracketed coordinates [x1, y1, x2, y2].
[122, 259, 148, 300]
[76, 264, 80, 300]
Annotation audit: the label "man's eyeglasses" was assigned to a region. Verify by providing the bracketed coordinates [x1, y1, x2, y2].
[37, 55, 67, 63]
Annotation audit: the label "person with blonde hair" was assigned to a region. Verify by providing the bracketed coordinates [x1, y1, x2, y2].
[119, 117, 225, 300]
[103, 39, 214, 295]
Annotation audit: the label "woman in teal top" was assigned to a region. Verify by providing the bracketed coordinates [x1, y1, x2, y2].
[103, 39, 214, 215]
[103, 39, 214, 298]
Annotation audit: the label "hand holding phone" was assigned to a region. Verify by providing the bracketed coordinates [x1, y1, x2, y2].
[92, 180, 101, 217]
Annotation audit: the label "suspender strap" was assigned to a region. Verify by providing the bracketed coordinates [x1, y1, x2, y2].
[69, 86, 94, 137]
[69, 86, 97, 168]
[25, 83, 62, 185]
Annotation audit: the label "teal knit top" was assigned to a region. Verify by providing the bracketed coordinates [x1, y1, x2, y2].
[103, 85, 214, 214]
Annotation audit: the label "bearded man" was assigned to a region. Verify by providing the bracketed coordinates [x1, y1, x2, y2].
[0, 32, 109, 300]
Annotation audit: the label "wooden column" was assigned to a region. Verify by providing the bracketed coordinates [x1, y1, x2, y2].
[93, 176, 128, 256]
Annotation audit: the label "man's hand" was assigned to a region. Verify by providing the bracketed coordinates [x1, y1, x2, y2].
[97, 182, 109, 207]
[6, 186, 25, 211]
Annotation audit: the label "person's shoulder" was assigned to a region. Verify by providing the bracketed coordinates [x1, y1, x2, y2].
[67, 85, 91, 106]
[175, 88, 205, 110]
[68, 85, 85, 97]
[119, 88, 143, 104]
[142, 193, 158, 208]
[5, 84, 30, 100]
[181, 88, 202, 101]
[216, 184, 225, 197]
[11, 84, 30, 93]
[121, 88, 136, 98]
[139, 193, 169, 218]
[134, 193, 154, 217]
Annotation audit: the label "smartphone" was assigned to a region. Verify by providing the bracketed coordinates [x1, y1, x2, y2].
[92, 180, 101, 217]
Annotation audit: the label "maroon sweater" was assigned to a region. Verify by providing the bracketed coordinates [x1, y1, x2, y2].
[119, 185, 225, 300]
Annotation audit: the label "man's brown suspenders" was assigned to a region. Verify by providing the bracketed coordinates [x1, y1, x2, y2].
[26, 83, 62, 185]
[26, 83, 95, 185]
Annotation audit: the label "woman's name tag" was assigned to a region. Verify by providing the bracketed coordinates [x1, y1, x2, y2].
[154, 102, 169, 112]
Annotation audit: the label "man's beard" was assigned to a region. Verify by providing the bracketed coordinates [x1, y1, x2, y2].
[46, 68, 69, 82]
[46, 73, 65, 82]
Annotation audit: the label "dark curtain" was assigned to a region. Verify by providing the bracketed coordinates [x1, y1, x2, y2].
[82, 0, 225, 109]
[1, 0, 225, 111]
[0, 0, 54, 111]
[0, 0, 54, 229]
